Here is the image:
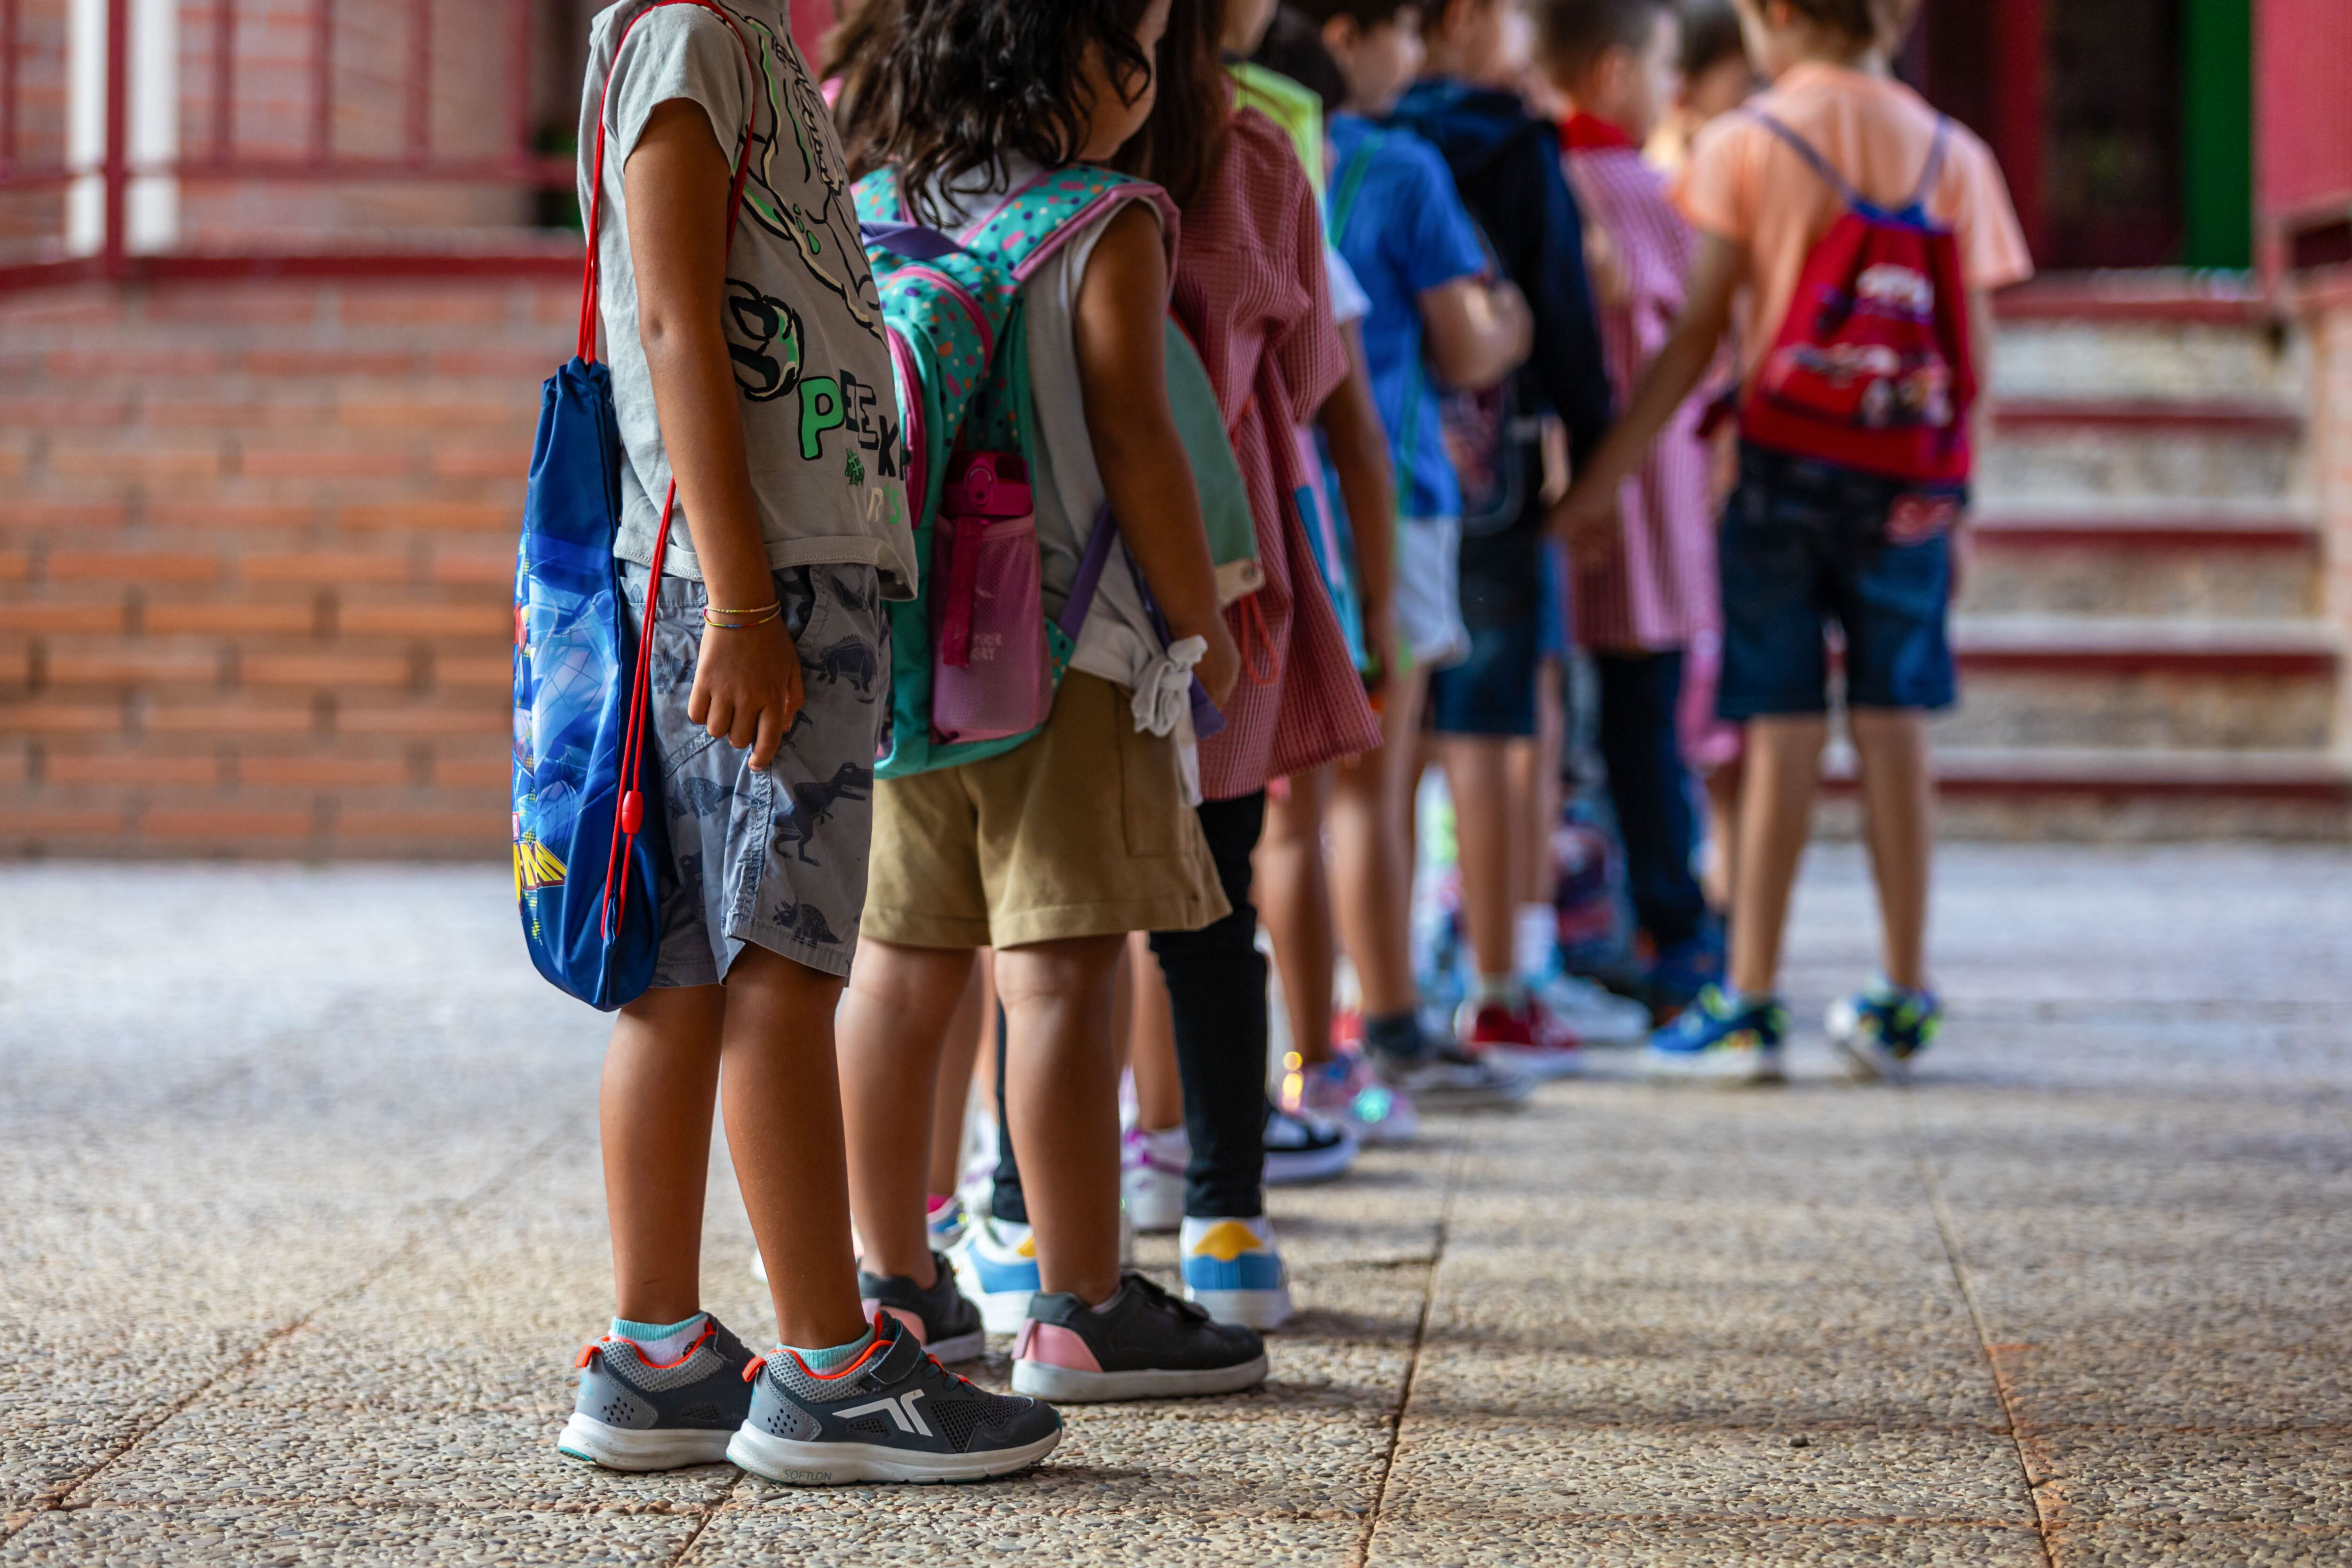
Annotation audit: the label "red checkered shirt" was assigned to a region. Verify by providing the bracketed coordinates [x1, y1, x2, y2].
[1176, 107, 1380, 798]
[1564, 120, 1721, 651]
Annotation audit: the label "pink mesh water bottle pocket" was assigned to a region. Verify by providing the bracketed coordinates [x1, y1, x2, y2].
[931, 454, 1052, 744]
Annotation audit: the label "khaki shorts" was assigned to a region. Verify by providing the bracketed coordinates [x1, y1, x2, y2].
[864, 670, 1229, 950]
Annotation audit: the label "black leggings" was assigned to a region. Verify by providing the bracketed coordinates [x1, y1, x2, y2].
[991, 791, 1269, 1225]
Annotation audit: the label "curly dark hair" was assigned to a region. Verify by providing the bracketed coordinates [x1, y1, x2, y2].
[832, 0, 1162, 223]
[1113, 0, 1231, 213]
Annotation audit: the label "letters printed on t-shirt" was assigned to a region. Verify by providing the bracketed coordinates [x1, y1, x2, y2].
[795, 367, 903, 489]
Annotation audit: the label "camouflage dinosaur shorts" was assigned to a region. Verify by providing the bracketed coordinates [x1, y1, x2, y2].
[622, 560, 889, 985]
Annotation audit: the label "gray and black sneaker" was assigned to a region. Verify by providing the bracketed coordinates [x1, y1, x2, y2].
[1012, 1272, 1268, 1402]
[557, 1316, 756, 1471]
[1373, 1041, 1535, 1110]
[725, 1313, 1062, 1485]
[860, 1250, 986, 1363]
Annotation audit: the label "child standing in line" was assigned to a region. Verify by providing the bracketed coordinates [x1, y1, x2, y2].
[1647, 0, 1757, 171]
[1554, 0, 2030, 1083]
[1305, 0, 1537, 1110]
[1389, 0, 1626, 1074]
[1539, 0, 1726, 1019]
[556, 0, 1059, 1485]
[830, 0, 1271, 1404]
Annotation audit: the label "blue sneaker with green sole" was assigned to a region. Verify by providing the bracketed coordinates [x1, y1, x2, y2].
[1647, 985, 1789, 1085]
[1828, 982, 1942, 1083]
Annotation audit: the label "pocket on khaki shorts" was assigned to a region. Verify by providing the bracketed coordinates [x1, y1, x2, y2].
[1113, 680, 1187, 858]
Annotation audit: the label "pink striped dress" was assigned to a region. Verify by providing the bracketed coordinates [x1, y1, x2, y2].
[1562, 114, 1721, 654]
[1176, 107, 1380, 801]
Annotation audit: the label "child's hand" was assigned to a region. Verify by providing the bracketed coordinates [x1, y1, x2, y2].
[1194, 615, 1243, 708]
[1549, 480, 1620, 568]
[688, 617, 804, 772]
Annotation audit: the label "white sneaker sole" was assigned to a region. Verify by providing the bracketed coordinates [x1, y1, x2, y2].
[1185, 1284, 1293, 1330]
[1010, 1352, 1270, 1402]
[556, 1413, 734, 1471]
[1647, 1046, 1785, 1086]
[725, 1423, 1061, 1485]
[949, 1252, 1036, 1335]
[1481, 1045, 1583, 1082]
[1264, 1135, 1358, 1186]
[1124, 1176, 1186, 1234]
[1830, 1030, 1912, 1085]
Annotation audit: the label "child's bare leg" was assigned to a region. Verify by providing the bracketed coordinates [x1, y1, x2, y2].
[603, 987, 727, 1326]
[1257, 765, 1336, 1066]
[1127, 931, 1184, 1131]
[925, 954, 985, 1200]
[839, 939, 982, 1289]
[1330, 668, 1428, 1015]
[1848, 707, 1933, 990]
[995, 935, 1126, 1305]
[1438, 735, 1518, 985]
[1701, 758, 1744, 913]
[1726, 716, 1828, 996]
[1523, 661, 1565, 909]
[712, 946, 872, 1348]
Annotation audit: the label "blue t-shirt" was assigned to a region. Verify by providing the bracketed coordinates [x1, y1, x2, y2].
[1326, 114, 1488, 521]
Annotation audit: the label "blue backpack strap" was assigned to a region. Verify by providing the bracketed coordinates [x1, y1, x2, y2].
[1905, 116, 1955, 212]
[1744, 108, 1864, 209]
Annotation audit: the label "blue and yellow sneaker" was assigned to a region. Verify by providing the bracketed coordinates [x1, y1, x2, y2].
[1179, 1214, 1290, 1329]
[947, 1212, 1040, 1335]
[1647, 984, 1788, 1084]
[1828, 981, 1942, 1083]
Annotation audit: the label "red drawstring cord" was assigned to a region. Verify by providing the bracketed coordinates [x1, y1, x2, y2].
[585, 0, 760, 945]
[1238, 591, 1280, 688]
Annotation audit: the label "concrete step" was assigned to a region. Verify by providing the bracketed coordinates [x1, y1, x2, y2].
[1960, 503, 2320, 619]
[1819, 745, 2352, 839]
[1977, 400, 2306, 505]
[1992, 275, 2301, 403]
[1938, 617, 2339, 751]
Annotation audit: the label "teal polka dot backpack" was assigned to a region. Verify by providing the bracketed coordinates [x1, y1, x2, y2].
[855, 164, 1250, 779]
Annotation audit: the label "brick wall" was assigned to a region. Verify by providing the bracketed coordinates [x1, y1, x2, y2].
[1, 272, 574, 858]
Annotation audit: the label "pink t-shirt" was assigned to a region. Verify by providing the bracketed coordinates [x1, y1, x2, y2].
[1672, 64, 2033, 390]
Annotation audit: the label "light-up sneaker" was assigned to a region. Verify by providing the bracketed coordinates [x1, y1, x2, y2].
[1180, 1213, 1291, 1329]
[947, 1211, 1040, 1335]
[1012, 1273, 1268, 1402]
[1284, 1048, 1420, 1145]
[858, 1251, 986, 1363]
[1828, 981, 1943, 1083]
[1648, 985, 1788, 1085]
[727, 1313, 1061, 1485]
[557, 1316, 756, 1471]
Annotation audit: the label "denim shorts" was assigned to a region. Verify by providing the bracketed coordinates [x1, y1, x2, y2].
[1716, 444, 1958, 720]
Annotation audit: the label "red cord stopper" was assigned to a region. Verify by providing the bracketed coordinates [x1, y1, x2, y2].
[620, 790, 642, 835]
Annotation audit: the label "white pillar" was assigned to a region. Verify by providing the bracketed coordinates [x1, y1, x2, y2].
[64, 0, 178, 258]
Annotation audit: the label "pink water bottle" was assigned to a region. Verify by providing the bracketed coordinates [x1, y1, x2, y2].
[930, 452, 1052, 744]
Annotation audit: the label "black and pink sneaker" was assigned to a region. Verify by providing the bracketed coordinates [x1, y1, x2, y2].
[1011, 1273, 1267, 1402]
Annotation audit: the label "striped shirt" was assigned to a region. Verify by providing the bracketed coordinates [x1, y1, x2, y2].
[1563, 117, 1720, 652]
[1176, 106, 1380, 799]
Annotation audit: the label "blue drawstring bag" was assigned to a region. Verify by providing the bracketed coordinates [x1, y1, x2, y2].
[510, 0, 756, 1010]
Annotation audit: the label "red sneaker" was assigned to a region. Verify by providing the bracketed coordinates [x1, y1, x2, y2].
[1456, 997, 1583, 1081]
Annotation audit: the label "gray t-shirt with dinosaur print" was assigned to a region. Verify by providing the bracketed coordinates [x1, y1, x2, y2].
[579, 0, 916, 598]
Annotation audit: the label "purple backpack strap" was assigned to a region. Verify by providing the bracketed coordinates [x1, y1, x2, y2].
[1057, 505, 1121, 641]
[1055, 506, 1227, 739]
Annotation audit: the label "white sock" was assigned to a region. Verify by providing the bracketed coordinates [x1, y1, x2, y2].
[611, 1312, 707, 1363]
[1474, 971, 1519, 1007]
[1514, 903, 1558, 982]
[1142, 1124, 1190, 1162]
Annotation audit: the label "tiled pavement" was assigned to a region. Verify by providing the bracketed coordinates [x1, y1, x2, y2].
[1, 846, 2346, 1566]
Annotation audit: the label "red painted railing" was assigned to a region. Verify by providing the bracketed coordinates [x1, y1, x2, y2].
[0, 0, 579, 292]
